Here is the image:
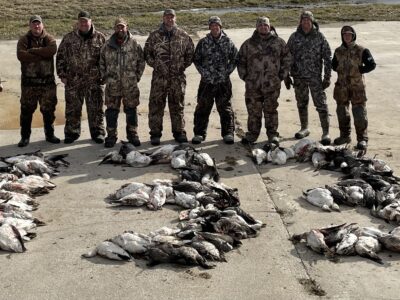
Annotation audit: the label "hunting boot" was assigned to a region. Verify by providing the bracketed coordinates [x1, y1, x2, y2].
[334, 104, 351, 145]
[105, 108, 119, 148]
[18, 111, 32, 147]
[294, 108, 310, 139]
[319, 111, 331, 145]
[125, 108, 141, 147]
[43, 112, 60, 144]
[352, 104, 368, 150]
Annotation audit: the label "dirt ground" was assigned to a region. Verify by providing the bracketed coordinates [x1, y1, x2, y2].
[1, 22, 400, 299]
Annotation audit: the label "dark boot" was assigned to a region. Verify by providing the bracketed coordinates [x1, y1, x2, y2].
[295, 108, 310, 139]
[352, 104, 368, 144]
[19, 111, 32, 147]
[125, 108, 141, 146]
[43, 112, 60, 144]
[319, 111, 331, 145]
[105, 108, 119, 147]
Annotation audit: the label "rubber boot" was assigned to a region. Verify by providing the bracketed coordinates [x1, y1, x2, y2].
[319, 111, 331, 145]
[334, 104, 351, 145]
[18, 111, 32, 147]
[105, 108, 119, 148]
[125, 108, 141, 147]
[43, 112, 60, 144]
[295, 108, 310, 139]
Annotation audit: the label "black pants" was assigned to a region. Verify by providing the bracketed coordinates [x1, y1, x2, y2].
[193, 80, 234, 138]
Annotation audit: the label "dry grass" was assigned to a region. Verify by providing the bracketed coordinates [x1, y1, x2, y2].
[1, 1, 399, 39]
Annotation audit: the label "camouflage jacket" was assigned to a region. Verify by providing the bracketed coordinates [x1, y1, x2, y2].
[17, 29, 57, 86]
[100, 32, 145, 96]
[287, 23, 332, 80]
[144, 24, 194, 78]
[193, 31, 238, 84]
[56, 26, 105, 86]
[238, 31, 291, 96]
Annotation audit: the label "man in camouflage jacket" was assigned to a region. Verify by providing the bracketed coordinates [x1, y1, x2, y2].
[192, 16, 238, 145]
[16, 15, 60, 147]
[56, 11, 106, 144]
[332, 25, 376, 151]
[238, 17, 291, 144]
[287, 11, 332, 145]
[144, 9, 194, 145]
[100, 18, 145, 148]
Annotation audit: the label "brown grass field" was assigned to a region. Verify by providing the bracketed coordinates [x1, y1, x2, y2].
[0, 0, 399, 38]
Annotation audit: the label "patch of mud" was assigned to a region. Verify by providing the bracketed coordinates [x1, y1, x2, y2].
[225, 156, 238, 166]
[298, 278, 327, 297]
[185, 269, 212, 279]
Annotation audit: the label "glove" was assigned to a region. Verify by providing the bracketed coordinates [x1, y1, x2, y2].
[284, 76, 293, 90]
[322, 78, 330, 90]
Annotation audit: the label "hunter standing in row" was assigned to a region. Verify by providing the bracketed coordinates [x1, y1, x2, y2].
[192, 16, 238, 145]
[16, 15, 60, 147]
[144, 9, 194, 146]
[56, 11, 106, 144]
[100, 18, 145, 148]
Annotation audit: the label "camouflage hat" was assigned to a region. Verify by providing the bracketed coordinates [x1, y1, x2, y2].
[115, 17, 128, 26]
[78, 11, 91, 20]
[256, 16, 270, 27]
[208, 16, 222, 27]
[29, 15, 42, 24]
[163, 9, 176, 16]
[300, 11, 314, 22]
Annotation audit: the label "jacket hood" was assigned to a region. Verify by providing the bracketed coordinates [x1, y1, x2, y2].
[341, 25, 357, 46]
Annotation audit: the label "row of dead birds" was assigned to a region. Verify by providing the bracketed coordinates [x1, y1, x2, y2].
[292, 222, 400, 265]
[291, 139, 400, 225]
[84, 197, 264, 268]
[0, 151, 69, 252]
[100, 142, 219, 183]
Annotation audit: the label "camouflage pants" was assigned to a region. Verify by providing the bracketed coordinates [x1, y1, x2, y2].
[64, 84, 105, 139]
[193, 80, 234, 138]
[245, 89, 280, 142]
[20, 84, 57, 138]
[334, 87, 368, 142]
[148, 76, 186, 138]
[293, 77, 328, 113]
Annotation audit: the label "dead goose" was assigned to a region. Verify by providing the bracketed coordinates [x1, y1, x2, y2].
[82, 240, 131, 261]
[110, 231, 151, 254]
[303, 188, 340, 212]
[378, 226, 400, 252]
[335, 233, 358, 255]
[291, 229, 332, 255]
[0, 223, 26, 253]
[354, 236, 383, 264]
[191, 239, 226, 262]
[107, 182, 151, 200]
[99, 150, 123, 165]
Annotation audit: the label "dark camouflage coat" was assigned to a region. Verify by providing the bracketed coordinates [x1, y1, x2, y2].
[100, 32, 145, 102]
[238, 31, 291, 97]
[144, 24, 194, 78]
[287, 23, 332, 80]
[193, 31, 238, 84]
[17, 29, 57, 86]
[56, 26, 105, 87]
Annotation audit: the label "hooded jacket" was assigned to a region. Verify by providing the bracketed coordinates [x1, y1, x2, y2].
[17, 29, 57, 86]
[287, 22, 332, 80]
[238, 30, 291, 97]
[100, 32, 145, 97]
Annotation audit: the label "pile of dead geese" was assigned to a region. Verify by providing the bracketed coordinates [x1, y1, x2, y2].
[0, 151, 68, 252]
[292, 223, 400, 264]
[85, 144, 264, 268]
[290, 139, 400, 225]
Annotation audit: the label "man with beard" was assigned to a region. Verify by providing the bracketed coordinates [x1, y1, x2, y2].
[144, 9, 194, 145]
[286, 11, 332, 145]
[332, 25, 376, 150]
[16, 15, 60, 147]
[100, 18, 145, 148]
[238, 17, 291, 145]
[192, 16, 238, 145]
[56, 11, 106, 144]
